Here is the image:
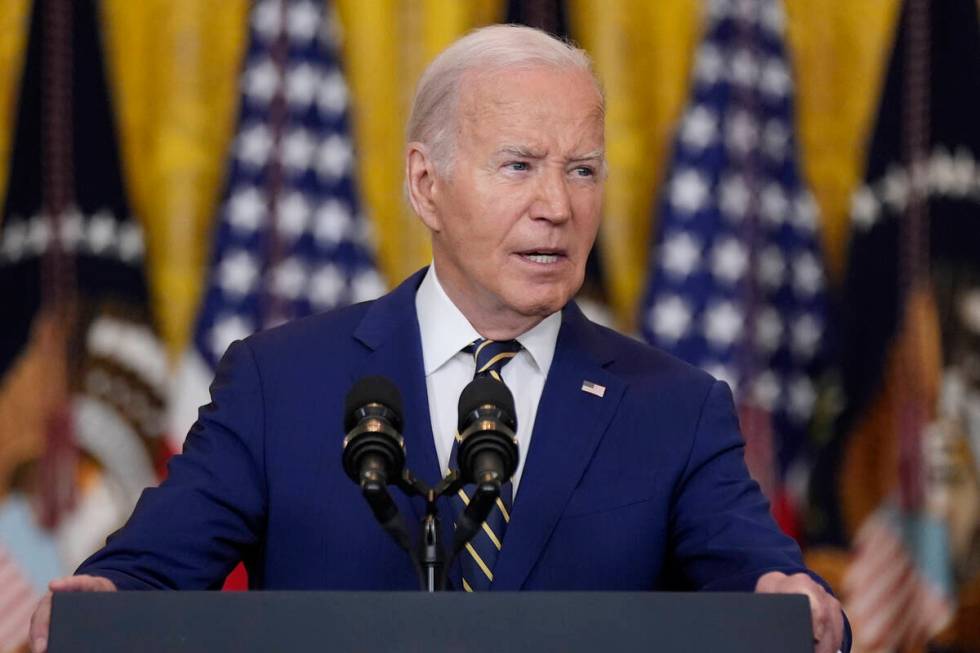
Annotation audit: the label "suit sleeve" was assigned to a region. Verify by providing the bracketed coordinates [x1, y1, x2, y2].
[76, 340, 267, 589]
[670, 379, 811, 590]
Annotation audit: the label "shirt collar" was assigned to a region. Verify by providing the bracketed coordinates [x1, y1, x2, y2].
[415, 264, 561, 377]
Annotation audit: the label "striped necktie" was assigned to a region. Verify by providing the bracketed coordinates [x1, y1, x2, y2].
[450, 338, 522, 591]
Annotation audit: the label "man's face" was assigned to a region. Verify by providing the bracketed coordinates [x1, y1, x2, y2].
[424, 66, 605, 328]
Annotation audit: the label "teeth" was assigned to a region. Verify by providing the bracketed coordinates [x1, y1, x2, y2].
[524, 254, 559, 264]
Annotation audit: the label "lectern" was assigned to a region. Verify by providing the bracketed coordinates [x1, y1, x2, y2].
[50, 591, 812, 652]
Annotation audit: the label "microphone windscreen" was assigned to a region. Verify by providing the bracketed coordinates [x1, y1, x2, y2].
[344, 375, 404, 432]
[457, 376, 516, 431]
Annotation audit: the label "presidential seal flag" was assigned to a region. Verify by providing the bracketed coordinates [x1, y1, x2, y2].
[0, 0, 168, 649]
[639, 0, 828, 539]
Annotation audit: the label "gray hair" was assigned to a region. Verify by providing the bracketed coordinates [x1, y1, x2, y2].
[406, 24, 603, 176]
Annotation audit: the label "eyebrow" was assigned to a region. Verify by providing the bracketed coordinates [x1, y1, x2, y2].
[493, 146, 605, 161]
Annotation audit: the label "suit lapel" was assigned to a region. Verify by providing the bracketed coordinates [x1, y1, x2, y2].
[491, 304, 624, 591]
[351, 269, 443, 526]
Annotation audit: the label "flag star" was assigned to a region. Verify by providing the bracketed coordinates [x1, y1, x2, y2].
[760, 57, 791, 99]
[351, 269, 387, 302]
[649, 295, 693, 344]
[228, 186, 267, 233]
[755, 307, 784, 352]
[252, 0, 282, 42]
[733, 0, 758, 23]
[281, 128, 316, 174]
[316, 134, 353, 180]
[60, 208, 85, 251]
[1, 219, 27, 261]
[237, 123, 274, 169]
[695, 44, 725, 85]
[217, 249, 260, 297]
[308, 263, 346, 309]
[951, 147, 975, 196]
[760, 183, 787, 226]
[791, 313, 822, 360]
[210, 315, 254, 359]
[729, 48, 759, 87]
[243, 57, 280, 104]
[277, 191, 312, 240]
[702, 360, 738, 393]
[752, 371, 781, 411]
[270, 258, 308, 300]
[792, 251, 824, 297]
[703, 301, 744, 349]
[788, 375, 816, 421]
[318, 69, 348, 117]
[286, 63, 319, 110]
[880, 165, 909, 213]
[726, 111, 759, 156]
[88, 211, 117, 254]
[680, 106, 718, 151]
[670, 169, 710, 215]
[719, 174, 750, 222]
[26, 215, 51, 256]
[850, 185, 880, 230]
[762, 120, 789, 161]
[117, 221, 145, 262]
[704, 300, 744, 349]
[313, 199, 351, 246]
[761, 1, 786, 35]
[287, 1, 321, 44]
[757, 245, 786, 289]
[660, 231, 702, 279]
[928, 147, 956, 195]
[711, 237, 749, 284]
[791, 192, 819, 234]
[351, 212, 375, 247]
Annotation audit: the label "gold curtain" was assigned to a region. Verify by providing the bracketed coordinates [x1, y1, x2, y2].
[0, 0, 900, 354]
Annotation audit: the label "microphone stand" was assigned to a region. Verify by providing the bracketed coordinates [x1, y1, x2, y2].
[364, 469, 498, 592]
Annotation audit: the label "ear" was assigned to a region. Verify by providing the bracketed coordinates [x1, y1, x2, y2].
[405, 142, 443, 232]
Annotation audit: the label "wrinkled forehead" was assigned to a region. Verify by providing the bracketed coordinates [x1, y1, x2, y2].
[454, 66, 605, 138]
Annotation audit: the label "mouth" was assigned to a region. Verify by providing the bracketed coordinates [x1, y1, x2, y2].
[516, 249, 567, 265]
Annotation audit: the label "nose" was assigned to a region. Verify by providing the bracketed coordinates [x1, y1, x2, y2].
[531, 167, 572, 224]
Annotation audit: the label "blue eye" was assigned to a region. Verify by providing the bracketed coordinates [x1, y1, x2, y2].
[506, 161, 529, 171]
[573, 166, 595, 177]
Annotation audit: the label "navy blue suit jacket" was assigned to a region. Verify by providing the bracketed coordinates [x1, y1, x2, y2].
[79, 269, 830, 599]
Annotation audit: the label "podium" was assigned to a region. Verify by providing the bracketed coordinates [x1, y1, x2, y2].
[50, 591, 812, 652]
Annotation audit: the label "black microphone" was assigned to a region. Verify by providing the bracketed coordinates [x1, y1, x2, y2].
[342, 376, 406, 490]
[456, 376, 519, 487]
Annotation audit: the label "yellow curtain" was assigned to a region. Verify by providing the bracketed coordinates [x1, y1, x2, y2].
[0, 1, 901, 353]
[101, 0, 250, 359]
[0, 0, 30, 209]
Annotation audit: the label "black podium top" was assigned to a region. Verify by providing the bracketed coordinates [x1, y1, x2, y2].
[51, 591, 812, 652]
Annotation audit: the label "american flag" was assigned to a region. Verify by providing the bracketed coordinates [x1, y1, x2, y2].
[170, 0, 385, 444]
[638, 0, 828, 534]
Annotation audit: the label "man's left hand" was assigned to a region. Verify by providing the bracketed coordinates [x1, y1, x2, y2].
[755, 571, 844, 653]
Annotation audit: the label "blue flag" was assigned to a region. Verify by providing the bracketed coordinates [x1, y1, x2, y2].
[638, 0, 828, 531]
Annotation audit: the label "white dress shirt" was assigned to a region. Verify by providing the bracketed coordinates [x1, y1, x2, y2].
[414, 265, 561, 496]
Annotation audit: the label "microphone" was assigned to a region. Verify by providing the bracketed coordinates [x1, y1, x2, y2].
[456, 376, 519, 488]
[342, 375, 406, 490]
[451, 376, 520, 557]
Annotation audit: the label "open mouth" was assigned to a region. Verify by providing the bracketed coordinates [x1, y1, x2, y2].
[518, 249, 566, 265]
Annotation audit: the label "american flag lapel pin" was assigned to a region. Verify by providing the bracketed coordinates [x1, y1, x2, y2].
[581, 380, 606, 398]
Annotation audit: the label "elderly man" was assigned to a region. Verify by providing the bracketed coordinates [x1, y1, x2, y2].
[30, 24, 847, 653]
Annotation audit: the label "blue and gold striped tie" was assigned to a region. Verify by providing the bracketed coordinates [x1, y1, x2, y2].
[450, 338, 522, 591]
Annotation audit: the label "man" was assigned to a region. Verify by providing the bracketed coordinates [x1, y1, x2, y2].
[30, 25, 847, 653]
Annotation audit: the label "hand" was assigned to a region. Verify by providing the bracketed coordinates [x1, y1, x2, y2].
[755, 571, 843, 653]
[29, 575, 117, 653]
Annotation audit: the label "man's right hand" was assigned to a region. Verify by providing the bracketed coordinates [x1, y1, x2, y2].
[29, 575, 117, 653]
